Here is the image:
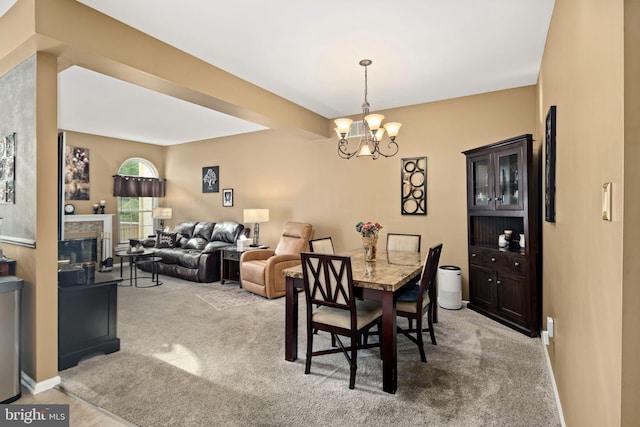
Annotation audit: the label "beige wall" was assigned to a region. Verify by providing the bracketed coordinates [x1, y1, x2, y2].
[164, 86, 536, 300]
[537, 0, 640, 425]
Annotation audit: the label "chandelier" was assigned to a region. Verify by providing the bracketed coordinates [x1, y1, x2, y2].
[334, 59, 402, 159]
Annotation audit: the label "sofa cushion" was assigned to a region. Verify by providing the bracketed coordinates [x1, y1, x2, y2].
[155, 230, 177, 249]
[193, 222, 216, 240]
[211, 221, 244, 243]
[177, 250, 202, 269]
[173, 221, 198, 239]
[184, 237, 208, 251]
[154, 248, 184, 265]
[202, 241, 233, 254]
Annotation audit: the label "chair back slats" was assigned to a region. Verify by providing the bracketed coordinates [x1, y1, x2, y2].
[387, 233, 421, 252]
[416, 244, 443, 307]
[301, 253, 353, 310]
[309, 237, 335, 254]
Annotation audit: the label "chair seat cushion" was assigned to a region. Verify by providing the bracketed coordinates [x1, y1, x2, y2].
[313, 300, 382, 331]
[396, 284, 430, 314]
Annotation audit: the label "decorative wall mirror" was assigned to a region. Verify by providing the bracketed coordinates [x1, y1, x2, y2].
[401, 156, 427, 215]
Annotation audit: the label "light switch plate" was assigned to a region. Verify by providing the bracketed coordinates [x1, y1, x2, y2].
[602, 182, 612, 221]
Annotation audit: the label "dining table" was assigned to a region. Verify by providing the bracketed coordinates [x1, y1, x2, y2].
[283, 248, 428, 394]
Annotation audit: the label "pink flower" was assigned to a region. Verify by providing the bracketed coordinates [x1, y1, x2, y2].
[355, 221, 383, 236]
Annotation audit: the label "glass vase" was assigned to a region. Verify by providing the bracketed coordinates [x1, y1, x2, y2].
[362, 234, 378, 262]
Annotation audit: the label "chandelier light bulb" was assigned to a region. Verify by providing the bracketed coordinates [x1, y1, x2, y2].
[334, 118, 353, 136]
[383, 122, 402, 138]
[357, 143, 374, 157]
[365, 114, 384, 131]
[374, 127, 386, 140]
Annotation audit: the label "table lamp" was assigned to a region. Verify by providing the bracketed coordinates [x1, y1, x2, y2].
[243, 209, 269, 247]
[152, 207, 173, 230]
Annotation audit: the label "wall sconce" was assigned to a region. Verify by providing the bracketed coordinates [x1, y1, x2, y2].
[243, 209, 269, 247]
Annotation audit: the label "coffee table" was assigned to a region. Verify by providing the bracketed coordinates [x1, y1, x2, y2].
[115, 249, 160, 287]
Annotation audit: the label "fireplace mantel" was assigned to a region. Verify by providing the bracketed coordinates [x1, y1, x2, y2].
[63, 214, 114, 263]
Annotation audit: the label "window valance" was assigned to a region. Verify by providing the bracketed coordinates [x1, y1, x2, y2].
[113, 175, 166, 197]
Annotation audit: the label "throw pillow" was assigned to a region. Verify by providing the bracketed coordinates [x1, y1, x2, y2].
[156, 230, 177, 249]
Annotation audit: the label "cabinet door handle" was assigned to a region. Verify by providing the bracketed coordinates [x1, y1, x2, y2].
[471, 253, 477, 258]
[487, 278, 493, 283]
[496, 280, 501, 285]
[514, 262, 520, 267]
[491, 257, 496, 262]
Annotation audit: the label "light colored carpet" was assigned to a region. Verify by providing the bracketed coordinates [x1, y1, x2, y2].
[59, 270, 561, 426]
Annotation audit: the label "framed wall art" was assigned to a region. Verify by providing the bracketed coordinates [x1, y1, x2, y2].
[64, 145, 90, 200]
[545, 105, 556, 222]
[222, 188, 233, 207]
[401, 156, 427, 215]
[202, 166, 219, 193]
[0, 132, 16, 204]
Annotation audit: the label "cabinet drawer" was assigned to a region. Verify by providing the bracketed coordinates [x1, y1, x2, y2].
[469, 247, 527, 274]
[224, 250, 241, 261]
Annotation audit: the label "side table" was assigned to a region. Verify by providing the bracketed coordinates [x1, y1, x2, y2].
[220, 246, 267, 285]
[135, 256, 163, 287]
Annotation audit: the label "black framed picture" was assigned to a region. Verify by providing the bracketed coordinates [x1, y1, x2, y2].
[222, 188, 233, 207]
[545, 105, 556, 222]
[401, 156, 427, 215]
[202, 166, 219, 193]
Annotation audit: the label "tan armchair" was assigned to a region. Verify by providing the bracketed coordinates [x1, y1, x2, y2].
[240, 221, 314, 299]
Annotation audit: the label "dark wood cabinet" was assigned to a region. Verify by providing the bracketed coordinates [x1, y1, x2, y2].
[463, 134, 540, 336]
[58, 273, 122, 370]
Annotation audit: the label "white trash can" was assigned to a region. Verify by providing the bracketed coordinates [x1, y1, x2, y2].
[438, 265, 462, 310]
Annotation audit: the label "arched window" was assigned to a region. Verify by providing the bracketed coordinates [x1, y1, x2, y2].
[117, 158, 159, 242]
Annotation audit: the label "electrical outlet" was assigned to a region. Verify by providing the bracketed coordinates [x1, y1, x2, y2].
[547, 316, 554, 338]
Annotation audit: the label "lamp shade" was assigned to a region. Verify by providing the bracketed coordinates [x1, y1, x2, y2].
[152, 207, 173, 220]
[244, 209, 269, 223]
[334, 118, 353, 136]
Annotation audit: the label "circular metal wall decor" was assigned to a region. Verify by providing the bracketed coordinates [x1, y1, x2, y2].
[401, 156, 427, 215]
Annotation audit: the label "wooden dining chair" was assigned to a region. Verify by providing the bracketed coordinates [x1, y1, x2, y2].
[395, 243, 443, 362]
[309, 237, 335, 254]
[386, 233, 421, 253]
[300, 252, 382, 389]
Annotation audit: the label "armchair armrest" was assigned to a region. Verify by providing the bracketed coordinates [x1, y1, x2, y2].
[264, 254, 304, 298]
[240, 249, 276, 262]
[266, 254, 302, 265]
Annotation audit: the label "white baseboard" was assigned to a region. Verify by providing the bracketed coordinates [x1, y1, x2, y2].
[21, 371, 61, 395]
[542, 339, 566, 427]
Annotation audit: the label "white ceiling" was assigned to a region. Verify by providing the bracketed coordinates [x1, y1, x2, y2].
[1, 0, 555, 145]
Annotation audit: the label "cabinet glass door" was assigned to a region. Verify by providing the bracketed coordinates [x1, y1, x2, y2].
[495, 146, 523, 210]
[470, 155, 492, 209]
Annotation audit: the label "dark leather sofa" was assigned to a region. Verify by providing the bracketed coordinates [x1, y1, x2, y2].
[139, 220, 248, 283]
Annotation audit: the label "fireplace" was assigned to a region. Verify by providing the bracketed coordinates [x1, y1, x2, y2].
[62, 214, 114, 271]
[58, 238, 97, 264]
